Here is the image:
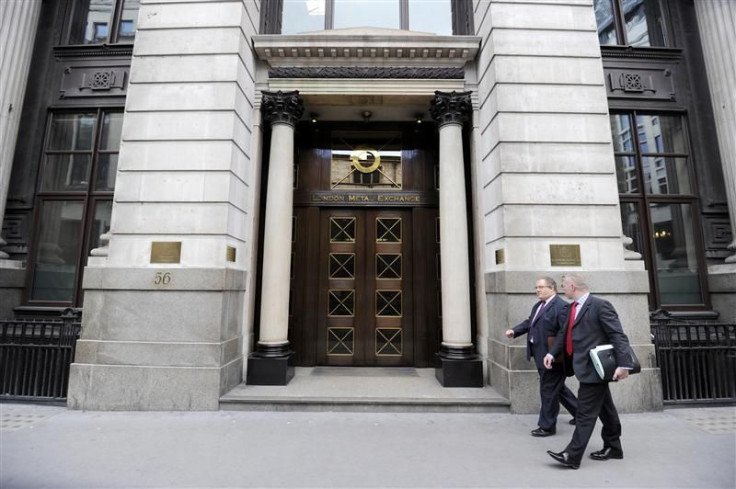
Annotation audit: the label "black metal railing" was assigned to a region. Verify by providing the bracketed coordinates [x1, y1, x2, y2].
[651, 313, 736, 404]
[0, 309, 81, 400]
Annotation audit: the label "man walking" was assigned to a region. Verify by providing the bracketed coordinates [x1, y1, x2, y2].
[506, 277, 578, 437]
[544, 273, 635, 469]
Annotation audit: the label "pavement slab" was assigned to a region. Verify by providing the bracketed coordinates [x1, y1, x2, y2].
[1, 403, 734, 489]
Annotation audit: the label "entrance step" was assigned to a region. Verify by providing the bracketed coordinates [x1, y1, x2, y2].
[220, 367, 510, 413]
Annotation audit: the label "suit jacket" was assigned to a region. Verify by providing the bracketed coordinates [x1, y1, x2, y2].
[512, 294, 568, 370]
[550, 294, 634, 384]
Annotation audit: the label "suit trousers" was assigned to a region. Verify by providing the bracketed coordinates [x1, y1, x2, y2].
[536, 367, 578, 430]
[564, 381, 622, 463]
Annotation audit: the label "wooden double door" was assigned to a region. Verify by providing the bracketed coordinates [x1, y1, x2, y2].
[290, 206, 440, 367]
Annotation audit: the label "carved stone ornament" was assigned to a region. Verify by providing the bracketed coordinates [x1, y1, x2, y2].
[261, 90, 304, 127]
[430, 90, 472, 127]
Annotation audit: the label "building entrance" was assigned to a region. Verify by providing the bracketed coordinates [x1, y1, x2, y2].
[287, 122, 442, 367]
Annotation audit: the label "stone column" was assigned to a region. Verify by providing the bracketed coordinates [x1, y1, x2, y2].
[694, 0, 736, 322]
[0, 1, 41, 315]
[246, 90, 303, 385]
[430, 91, 483, 387]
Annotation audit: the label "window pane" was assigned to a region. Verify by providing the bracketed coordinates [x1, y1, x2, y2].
[615, 156, 639, 194]
[334, 0, 400, 30]
[41, 155, 92, 192]
[68, 0, 114, 44]
[409, 0, 452, 35]
[30, 201, 84, 302]
[636, 115, 686, 154]
[594, 0, 619, 45]
[282, 0, 326, 33]
[95, 154, 119, 191]
[100, 112, 124, 150]
[610, 114, 633, 152]
[88, 201, 113, 252]
[642, 157, 692, 195]
[620, 202, 645, 256]
[650, 203, 703, 305]
[117, 0, 139, 43]
[623, 0, 666, 47]
[48, 114, 96, 151]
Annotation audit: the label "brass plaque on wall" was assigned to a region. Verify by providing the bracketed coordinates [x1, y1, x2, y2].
[495, 249, 505, 265]
[550, 244, 581, 267]
[226, 246, 237, 262]
[150, 242, 181, 264]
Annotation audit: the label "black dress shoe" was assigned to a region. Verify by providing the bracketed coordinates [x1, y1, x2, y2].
[547, 450, 580, 469]
[531, 427, 556, 437]
[590, 447, 623, 460]
[569, 417, 576, 425]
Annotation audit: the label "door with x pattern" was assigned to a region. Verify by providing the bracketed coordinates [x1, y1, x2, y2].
[317, 209, 413, 366]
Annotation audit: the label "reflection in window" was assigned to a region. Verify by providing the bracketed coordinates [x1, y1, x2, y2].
[609, 114, 633, 152]
[409, 0, 452, 35]
[334, 0, 400, 30]
[650, 203, 702, 304]
[282, 0, 326, 34]
[620, 203, 644, 256]
[593, 0, 667, 46]
[641, 157, 691, 195]
[68, 0, 139, 44]
[31, 202, 84, 302]
[623, 0, 666, 47]
[594, 0, 617, 45]
[636, 115, 685, 154]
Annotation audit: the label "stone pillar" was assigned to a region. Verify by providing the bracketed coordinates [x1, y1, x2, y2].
[0, 1, 40, 315]
[472, 1, 661, 412]
[694, 1, 736, 322]
[246, 90, 303, 385]
[694, 0, 736, 265]
[67, 0, 257, 410]
[429, 91, 483, 387]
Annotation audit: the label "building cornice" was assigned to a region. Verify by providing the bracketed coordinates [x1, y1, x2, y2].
[252, 28, 480, 69]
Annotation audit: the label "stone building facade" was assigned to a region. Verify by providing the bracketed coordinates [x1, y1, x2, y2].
[1, 0, 733, 412]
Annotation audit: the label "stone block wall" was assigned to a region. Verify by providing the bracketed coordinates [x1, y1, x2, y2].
[471, 0, 662, 412]
[68, 0, 262, 411]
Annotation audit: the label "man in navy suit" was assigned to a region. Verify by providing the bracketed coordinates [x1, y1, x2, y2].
[506, 277, 578, 437]
[544, 273, 635, 469]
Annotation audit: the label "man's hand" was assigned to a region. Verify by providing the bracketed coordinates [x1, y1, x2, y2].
[612, 367, 629, 381]
[543, 353, 555, 369]
[505, 329, 514, 339]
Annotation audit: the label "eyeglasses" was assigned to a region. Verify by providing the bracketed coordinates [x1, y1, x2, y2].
[535, 286, 553, 290]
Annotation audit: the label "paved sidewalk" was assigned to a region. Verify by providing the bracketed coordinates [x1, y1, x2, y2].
[1, 403, 734, 489]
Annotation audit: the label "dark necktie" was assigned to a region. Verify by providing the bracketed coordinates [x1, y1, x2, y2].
[565, 301, 579, 356]
[530, 301, 545, 341]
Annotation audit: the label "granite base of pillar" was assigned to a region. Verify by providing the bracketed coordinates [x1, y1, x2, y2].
[246, 343, 295, 386]
[434, 345, 484, 388]
[0, 262, 24, 318]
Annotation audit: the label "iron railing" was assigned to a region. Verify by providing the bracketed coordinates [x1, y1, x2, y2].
[651, 313, 736, 404]
[0, 309, 81, 400]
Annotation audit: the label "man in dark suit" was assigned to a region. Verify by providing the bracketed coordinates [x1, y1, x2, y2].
[544, 273, 635, 469]
[506, 277, 578, 437]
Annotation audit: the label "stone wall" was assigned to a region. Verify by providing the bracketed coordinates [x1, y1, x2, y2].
[68, 0, 262, 411]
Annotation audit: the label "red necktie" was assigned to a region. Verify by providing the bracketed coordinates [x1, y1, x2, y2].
[565, 301, 579, 356]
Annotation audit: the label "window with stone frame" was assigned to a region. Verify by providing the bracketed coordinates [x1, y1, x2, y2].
[66, 0, 140, 45]
[27, 110, 122, 305]
[611, 111, 709, 309]
[594, 0, 668, 47]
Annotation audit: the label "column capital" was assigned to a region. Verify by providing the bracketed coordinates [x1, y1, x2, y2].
[261, 90, 304, 128]
[430, 90, 472, 127]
